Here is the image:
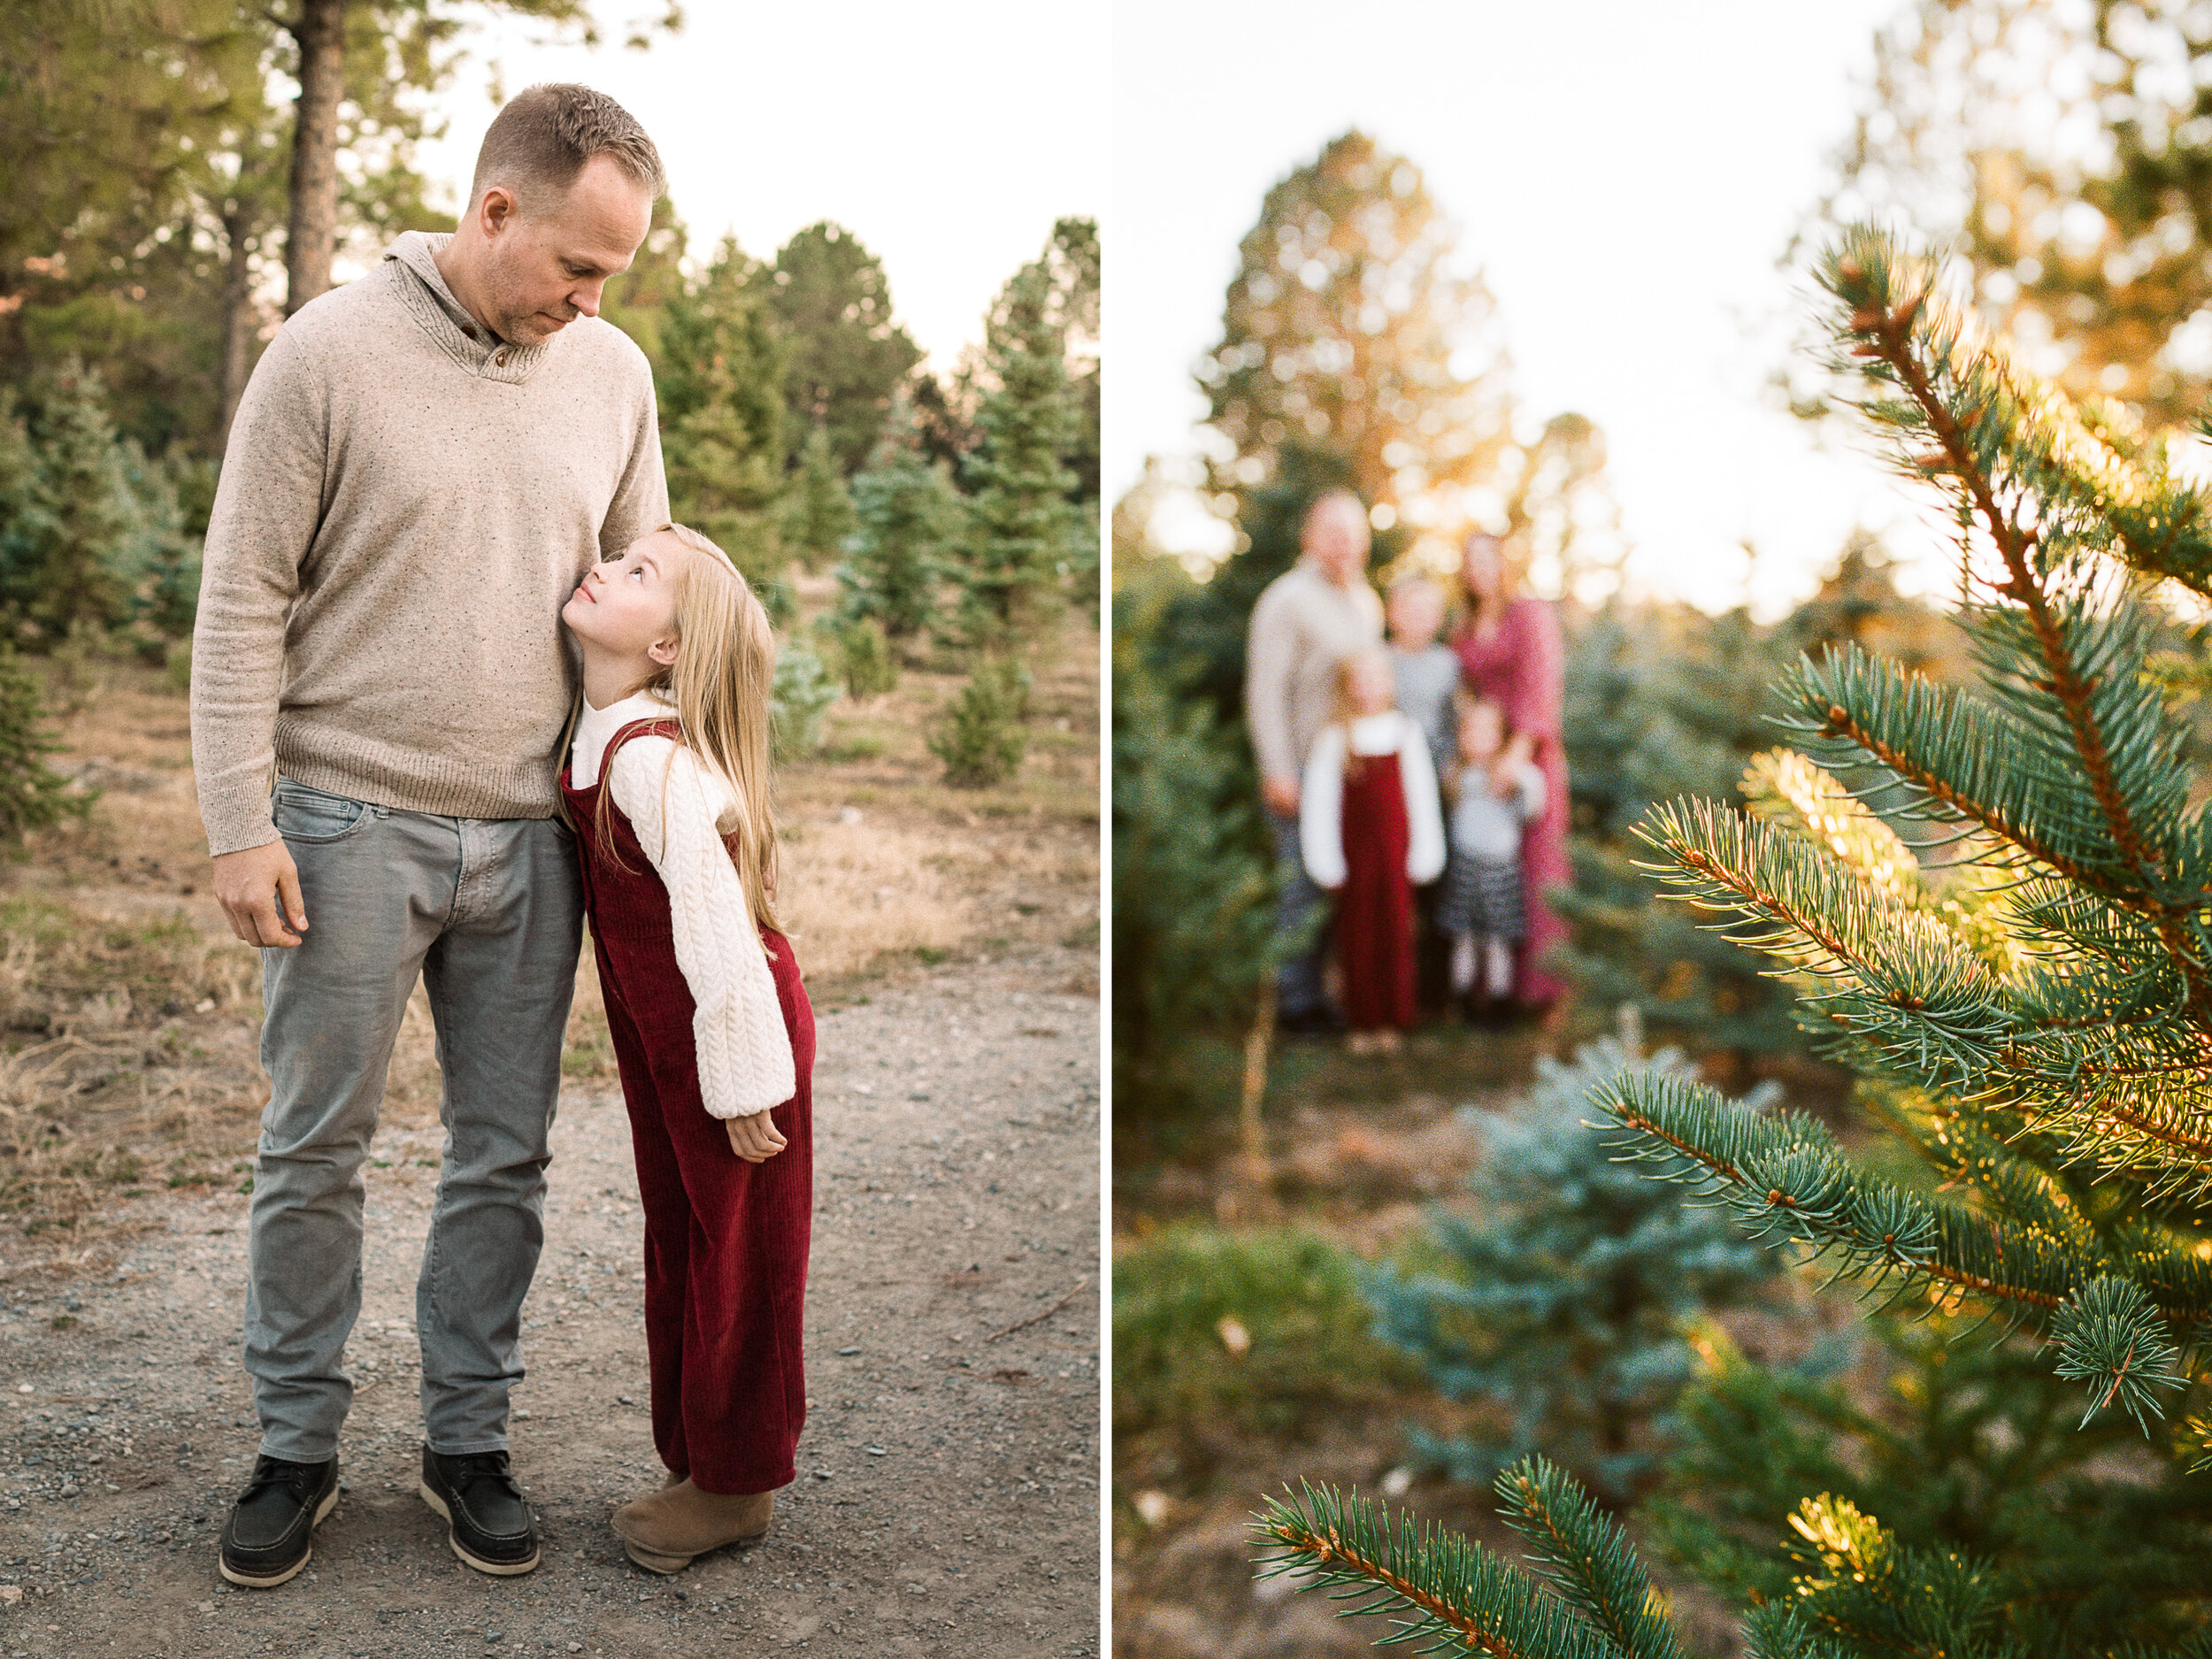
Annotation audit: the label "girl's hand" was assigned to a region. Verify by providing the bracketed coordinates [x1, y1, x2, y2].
[726, 1111, 788, 1163]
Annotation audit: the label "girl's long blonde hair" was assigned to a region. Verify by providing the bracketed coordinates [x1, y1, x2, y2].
[581, 521, 785, 936]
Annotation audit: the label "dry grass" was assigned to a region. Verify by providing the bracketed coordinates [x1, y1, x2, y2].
[0, 597, 1095, 1256]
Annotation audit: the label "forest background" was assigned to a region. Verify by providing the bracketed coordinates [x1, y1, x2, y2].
[1114, 3, 2212, 1655]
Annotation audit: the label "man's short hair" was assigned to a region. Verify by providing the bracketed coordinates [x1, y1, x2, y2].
[471, 83, 665, 213]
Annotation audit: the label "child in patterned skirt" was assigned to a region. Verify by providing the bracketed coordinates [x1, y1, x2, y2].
[1439, 695, 1547, 1012]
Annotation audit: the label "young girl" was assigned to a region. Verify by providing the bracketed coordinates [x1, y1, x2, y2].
[556, 521, 812, 1574]
[1300, 646, 1446, 1052]
[1438, 695, 1547, 1013]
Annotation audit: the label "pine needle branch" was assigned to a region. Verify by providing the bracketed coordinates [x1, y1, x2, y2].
[1494, 1458, 1686, 1659]
[1824, 232, 2212, 1024]
[1251, 1482, 1623, 1659]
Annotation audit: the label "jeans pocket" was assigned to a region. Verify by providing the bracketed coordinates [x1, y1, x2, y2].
[273, 780, 374, 844]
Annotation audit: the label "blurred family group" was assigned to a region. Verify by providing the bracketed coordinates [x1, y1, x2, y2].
[1247, 491, 1568, 1053]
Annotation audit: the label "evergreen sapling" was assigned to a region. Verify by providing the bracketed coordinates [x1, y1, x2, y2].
[1365, 1034, 1778, 1503]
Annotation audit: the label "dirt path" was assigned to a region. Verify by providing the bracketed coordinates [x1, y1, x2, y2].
[0, 943, 1100, 1658]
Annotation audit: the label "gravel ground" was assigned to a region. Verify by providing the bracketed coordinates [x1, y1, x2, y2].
[0, 946, 1100, 1657]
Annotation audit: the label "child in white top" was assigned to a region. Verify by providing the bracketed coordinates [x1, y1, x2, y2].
[1301, 647, 1446, 1052]
[557, 521, 810, 1573]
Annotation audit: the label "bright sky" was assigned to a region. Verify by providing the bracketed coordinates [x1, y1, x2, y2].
[1110, 0, 1944, 617]
[404, 2, 1106, 371]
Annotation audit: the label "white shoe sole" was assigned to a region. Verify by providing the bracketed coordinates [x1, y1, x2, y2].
[218, 1483, 340, 1589]
[419, 1480, 541, 1576]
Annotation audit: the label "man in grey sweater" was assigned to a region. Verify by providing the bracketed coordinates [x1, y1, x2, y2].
[192, 84, 669, 1589]
[1246, 490, 1385, 1030]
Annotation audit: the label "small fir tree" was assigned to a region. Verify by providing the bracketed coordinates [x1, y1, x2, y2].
[781, 423, 857, 572]
[830, 614, 896, 701]
[768, 641, 837, 761]
[836, 396, 959, 641]
[927, 656, 1028, 788]
[0, 648, 89, 843]
[1250, 227, 2212, 1657]
[959, 261, 1080, 642]
[1112, 557, 1287, 1131]
[1365, 1034, 1778, 1503]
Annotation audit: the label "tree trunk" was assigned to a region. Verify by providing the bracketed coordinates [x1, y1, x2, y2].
[283, 0, 346, 317]
[217, 204, 257, 454]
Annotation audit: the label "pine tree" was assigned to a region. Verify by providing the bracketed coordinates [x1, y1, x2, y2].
[767, 221, 923, 477]
[657, 237, 791, 613]
[1250, 226, 2212, 1656]
[1202, 131, 1516, 519]
[0, 362, 194, 644]
[927, 656, 1028, 788]
[782, 423, 856, 572]
[959, 260, 1081, 642]
[1364, 1034, 1778, 1503]
[1112, 555, 1284, 1125]
[836, 394, 959, 641]
[768, 641, 836, 760]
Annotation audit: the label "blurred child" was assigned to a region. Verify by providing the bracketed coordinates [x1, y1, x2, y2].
[1438, 695, 1546, 1012]
[1385, 573, 1457, 778]
[1386, 572, 1460, 1012]
[1301, 646, 1446, 1053]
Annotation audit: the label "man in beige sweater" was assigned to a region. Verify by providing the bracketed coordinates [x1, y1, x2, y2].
[1246, 490, 1385, 1030]
[192, 85, 668, 1590]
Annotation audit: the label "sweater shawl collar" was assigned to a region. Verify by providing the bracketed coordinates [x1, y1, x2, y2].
[381, 230, 555, 386]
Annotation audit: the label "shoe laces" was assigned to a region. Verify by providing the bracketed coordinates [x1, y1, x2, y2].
[240, 1455, 322, 1503]
[445, 1451, 521, 1500]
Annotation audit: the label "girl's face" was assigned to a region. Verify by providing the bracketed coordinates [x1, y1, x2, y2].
[1348, 651, 1394, 716]
[563, 531, 684, 664]
[1459, 702, 1504, 761]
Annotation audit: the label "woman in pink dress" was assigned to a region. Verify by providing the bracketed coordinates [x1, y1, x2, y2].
[1450, 531, 1569, 1011]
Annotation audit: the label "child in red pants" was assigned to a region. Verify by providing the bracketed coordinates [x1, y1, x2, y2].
[1299, 646, 1446, 1053]
[557, 519, 811, 1573]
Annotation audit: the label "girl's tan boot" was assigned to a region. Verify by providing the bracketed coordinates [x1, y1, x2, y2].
[610, 1479, 774, 1573]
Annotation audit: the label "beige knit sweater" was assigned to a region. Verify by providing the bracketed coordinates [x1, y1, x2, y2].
[190, 231, 669, 856]
[1245, 557, 1386, 790]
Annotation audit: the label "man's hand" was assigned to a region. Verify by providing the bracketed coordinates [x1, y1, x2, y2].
[726, 1110, 788, 1163]
[211, 841, 309, 949]
[1262, 773, 1301, 818]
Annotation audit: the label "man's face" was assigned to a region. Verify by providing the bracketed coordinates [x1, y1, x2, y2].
[476, 156, 654, 346]
[1304, 495, 1371, 586]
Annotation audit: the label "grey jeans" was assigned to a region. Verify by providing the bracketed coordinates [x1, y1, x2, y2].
[1266, 807, 1330, 1018]
[244, 779, 582, 1463]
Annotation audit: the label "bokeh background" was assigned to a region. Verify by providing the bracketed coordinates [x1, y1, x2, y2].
[1111, 4, 2212, 1654]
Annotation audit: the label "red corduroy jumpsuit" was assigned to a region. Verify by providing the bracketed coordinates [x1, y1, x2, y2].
[560, 718, 814, 1496]
[1336, 749, 1417, 1033]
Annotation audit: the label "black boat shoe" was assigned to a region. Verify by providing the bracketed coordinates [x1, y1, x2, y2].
[419, 1445, 540, 1576]
[218, 1454, 339, 1588]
